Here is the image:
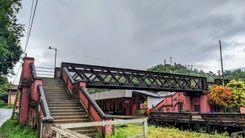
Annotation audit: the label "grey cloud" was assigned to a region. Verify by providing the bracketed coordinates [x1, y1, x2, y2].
[18, 0, 245, 72]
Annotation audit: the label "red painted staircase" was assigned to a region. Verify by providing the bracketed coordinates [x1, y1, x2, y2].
[42, 78, 97, 137]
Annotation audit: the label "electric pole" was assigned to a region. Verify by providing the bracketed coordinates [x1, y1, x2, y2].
[219, 40, 225, 86]
[170, 57, 173, 65]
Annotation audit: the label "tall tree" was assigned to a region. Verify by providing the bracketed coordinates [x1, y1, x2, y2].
[0, 0, 23, 75]
[0, 0, 23, 96]
[226, 80, 245, 111]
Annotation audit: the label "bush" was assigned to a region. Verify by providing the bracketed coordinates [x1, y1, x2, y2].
[112, 124, 228, 138]
[208, 85, 233, 111]
[0, 117, 38, 138]
[226, 80, 245, 110]
[0, 100, 6, 108]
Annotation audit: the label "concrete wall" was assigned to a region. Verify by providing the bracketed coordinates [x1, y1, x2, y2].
[152, 92, 211, 113]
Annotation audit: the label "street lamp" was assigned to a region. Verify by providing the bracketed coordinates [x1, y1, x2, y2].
[49, 46, 57, 69]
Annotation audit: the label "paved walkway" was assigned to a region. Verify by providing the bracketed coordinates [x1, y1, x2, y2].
[0, 109, 12, 127]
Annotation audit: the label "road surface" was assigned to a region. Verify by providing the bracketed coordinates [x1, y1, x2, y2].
[0, 109, 12, 127]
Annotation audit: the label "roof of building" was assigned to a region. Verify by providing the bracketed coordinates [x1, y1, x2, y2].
[90, 89, 175, 100]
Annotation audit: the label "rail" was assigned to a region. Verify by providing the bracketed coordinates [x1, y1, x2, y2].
[49, 126, 89, 138]
[60, 118, 148, 138]
[35, 66, 54, 78]
[30, 63, 53, 123]
[37, 85, 53, 122]
[61, 62, 207, 92]
[63, 67, 112, 119]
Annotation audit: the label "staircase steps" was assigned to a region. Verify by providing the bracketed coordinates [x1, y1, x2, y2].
[54, 118, 90, 123]
[42, 78, 99, 137]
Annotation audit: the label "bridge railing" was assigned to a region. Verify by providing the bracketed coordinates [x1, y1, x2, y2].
[62, 67, 113, 136]
[35, 66, 54, 78]
[49, 125, 89, 138]
[61, 62, 207, 92]
[60, 118, 148, 138]
[30, 63, 53, 122]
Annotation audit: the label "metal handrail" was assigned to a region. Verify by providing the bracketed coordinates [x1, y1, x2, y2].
[38, 85, 54, 123]
[49, 126, 89, 138]
[60, 118, 148, 138]
[63, 67, 112, 119]
[80, 87, 112, 119]
[30, 63, 53, 123]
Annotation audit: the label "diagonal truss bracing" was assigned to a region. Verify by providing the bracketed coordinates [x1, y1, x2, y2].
[61, 62, 207, 92]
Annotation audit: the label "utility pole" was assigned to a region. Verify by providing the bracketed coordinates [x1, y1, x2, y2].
[219, 40, 225, 86]
[170, 57, 173, 65]
[164, 59, 166, 65]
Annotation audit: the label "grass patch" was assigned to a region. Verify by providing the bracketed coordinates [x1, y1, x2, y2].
[112, 124, 228, 138]
[0, 117, 38, 138]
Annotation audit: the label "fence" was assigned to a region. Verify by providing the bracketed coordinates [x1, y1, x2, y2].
[35, 66, 54, 78]
[49, 126, 89, 138]
[60, 118, 148, 138]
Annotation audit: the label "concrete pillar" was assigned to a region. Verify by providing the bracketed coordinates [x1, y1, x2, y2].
[19, 57, 34, 124]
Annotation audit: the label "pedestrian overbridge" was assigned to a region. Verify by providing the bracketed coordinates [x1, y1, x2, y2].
[16, 57, 208, 138]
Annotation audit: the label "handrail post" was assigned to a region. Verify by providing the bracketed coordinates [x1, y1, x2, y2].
[143, 118, 148, 138]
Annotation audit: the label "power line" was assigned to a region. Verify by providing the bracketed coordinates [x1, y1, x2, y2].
[23, 0, 39, 55]
[13, 0, 39, 83]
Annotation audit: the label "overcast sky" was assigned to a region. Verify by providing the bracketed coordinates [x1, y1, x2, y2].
[10, 0, 245, 83]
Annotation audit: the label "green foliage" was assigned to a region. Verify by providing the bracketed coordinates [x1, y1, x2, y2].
[148, 64, 218, 82]
[148, 64, 245, 82]
[226, 80, 245, 109]
[0, 117, 38, 138]
[224, 69, 245, 81]
[112, 124, 227, 138]
[0, 100, 7, 108]
[0, 76, 9, 96]
[0, 0, 23, 75]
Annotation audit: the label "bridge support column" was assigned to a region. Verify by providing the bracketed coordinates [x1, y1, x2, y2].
[19, 57, 34, 124]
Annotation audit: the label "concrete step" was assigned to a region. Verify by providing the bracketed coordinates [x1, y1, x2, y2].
[54, 118, 89, 123]
[45, 93, 69, 96]
[51, 111, 86, 116]
[48, 101, 78, 104]
[49, 106, 82, 110]
[53, 115, 87, 120]
[46, 98, 72, 101]
[47, 99, 75, 103]
[49, 109, 85, 113]
[48, 102, 79, 107]
[44, 91, 68, 94]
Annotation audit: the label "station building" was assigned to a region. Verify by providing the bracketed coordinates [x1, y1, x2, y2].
[91, 90, 211, 116]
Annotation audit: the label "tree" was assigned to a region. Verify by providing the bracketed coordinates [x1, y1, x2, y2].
[224, 69, 245, 81]
[0, 0, 23, 96]
[226, 80, 245, 110]
[148, 63, 218, 82]
[208, 85, 233, 112]
[0, 0, 23, 75]
[0, 76, 9, 96]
